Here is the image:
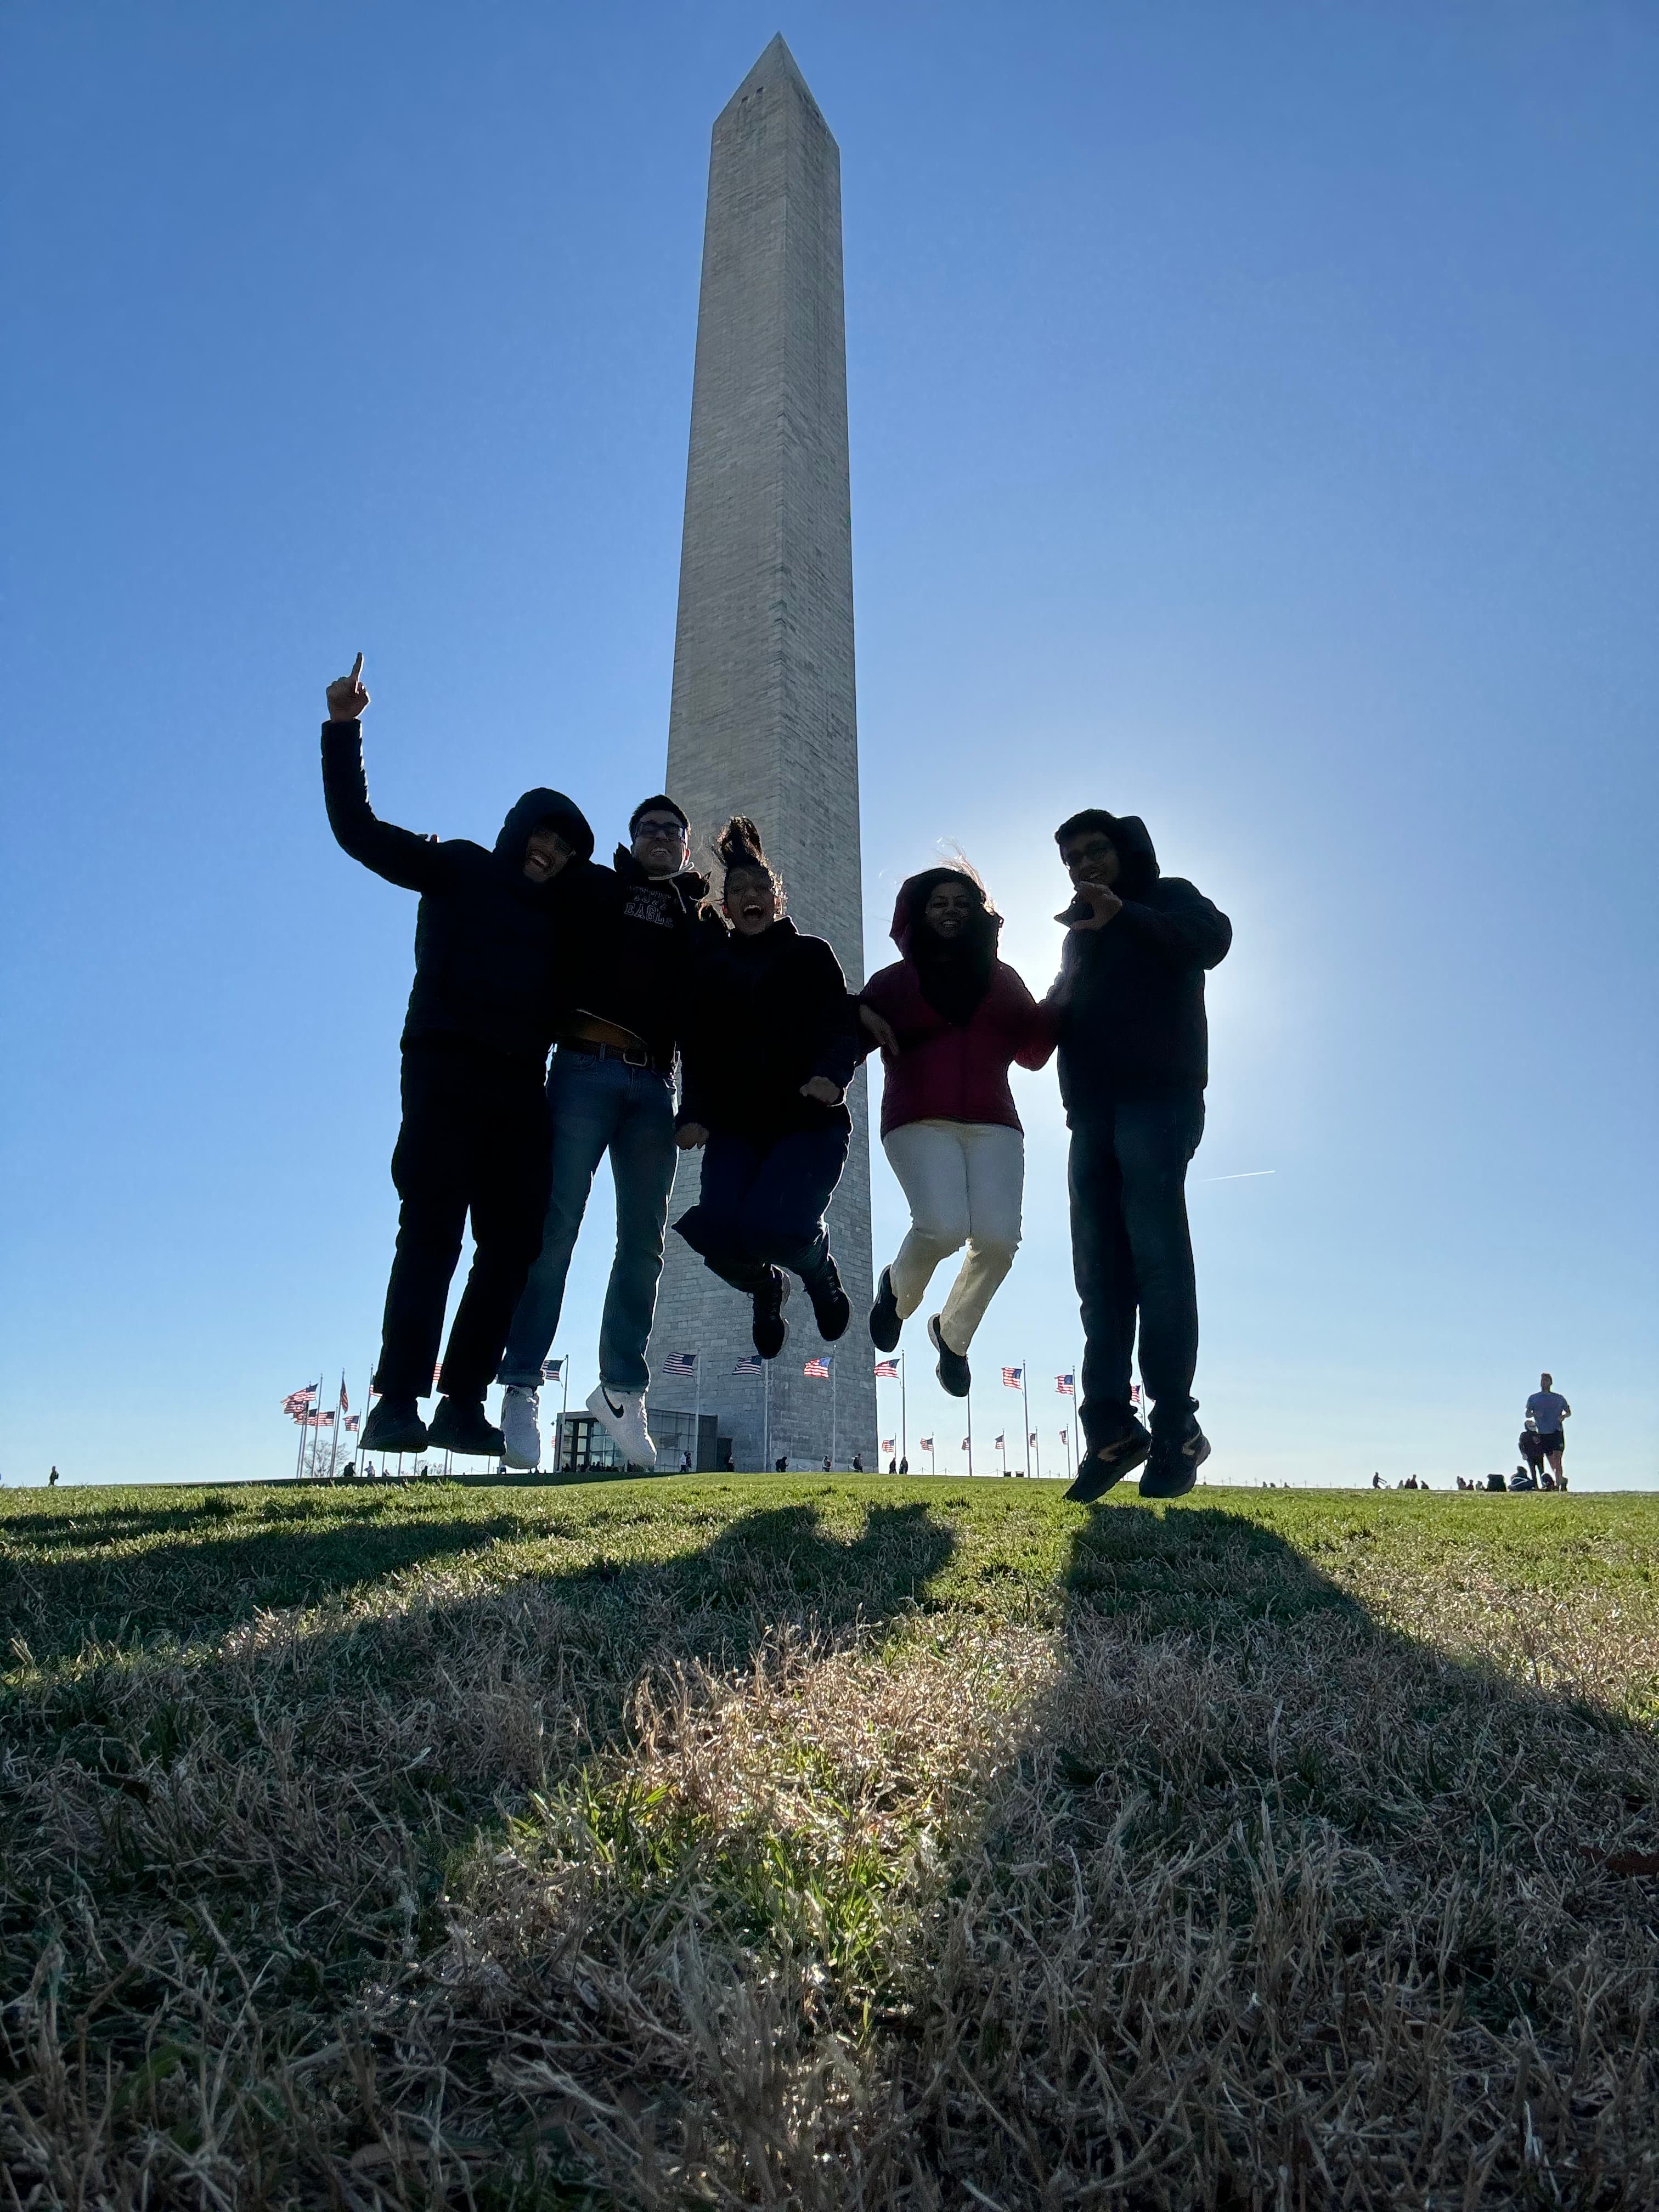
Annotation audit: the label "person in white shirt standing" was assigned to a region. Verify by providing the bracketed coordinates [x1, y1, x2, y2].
[1525, 1372, 1572, 1487]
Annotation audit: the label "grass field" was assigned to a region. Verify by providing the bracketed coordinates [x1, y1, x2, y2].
[3, 1475, 1657, 2210]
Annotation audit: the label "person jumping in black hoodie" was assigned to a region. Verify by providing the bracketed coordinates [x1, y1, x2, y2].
[1048, 808, 1231, 1503]
[320, 655, 594, 1462]
[671, 819, 860, 1359]
[496, 795, 714, 1474]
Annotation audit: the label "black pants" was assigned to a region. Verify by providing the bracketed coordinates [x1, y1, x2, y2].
[375, 1046, 551, 1403]
[1068, 1087, 1206, 1446]
[674, 1123, 849, 1296]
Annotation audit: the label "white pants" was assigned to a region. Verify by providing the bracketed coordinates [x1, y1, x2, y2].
[882, 1119, 1025, 1355]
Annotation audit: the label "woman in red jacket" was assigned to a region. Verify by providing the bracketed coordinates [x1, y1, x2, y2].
[859, 867, 1054, 1396]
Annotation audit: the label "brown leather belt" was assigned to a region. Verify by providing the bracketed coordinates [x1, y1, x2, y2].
[556, 1037, 672, 1075]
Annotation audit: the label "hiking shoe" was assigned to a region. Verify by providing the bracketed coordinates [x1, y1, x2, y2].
[806, 1256, 851, 1342]
[1139, 1419, 1211, 1500]
[868, 1265, 901, 1353]
[362, 1397, 428, 1455]
[588, 1383, 658, 1472]
[501, 1384, 541, 1471]
[428, 1395, 505, 1459]
[929, 1314, 970, 1399]
[752, 1267, 791, 1359]
[1065, 1413, 1152, 1503]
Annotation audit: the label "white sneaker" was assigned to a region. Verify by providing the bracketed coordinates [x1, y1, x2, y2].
[586, 1383, 658, 1471]
[501, 1384, 541, 1471]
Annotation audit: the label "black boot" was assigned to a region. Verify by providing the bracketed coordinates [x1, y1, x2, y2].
[806, 1255, 850, 1342]
[752, 1268, 790, 1359]
[1139, 1416, 1210, 1500]
[868, 1265, 901, 1353]
[1065, 1409, 1152, 1504]
[929, 1314, 970, 1399]
[362, 1397, 430, 1455]
[428, 1395, 505, 1459]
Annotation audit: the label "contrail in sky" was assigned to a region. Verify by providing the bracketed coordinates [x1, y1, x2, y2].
[1197, 1170, 1277, 1183]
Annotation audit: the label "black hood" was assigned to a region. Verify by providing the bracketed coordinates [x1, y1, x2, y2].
[1060, 812, 1160, 904]
[494, 788, 595, 872]
[612, 845, 710, 904]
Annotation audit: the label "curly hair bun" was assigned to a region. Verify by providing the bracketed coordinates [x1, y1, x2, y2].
[716, 815, 769, 871]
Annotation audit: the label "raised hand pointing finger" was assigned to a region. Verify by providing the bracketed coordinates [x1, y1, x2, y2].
[325, 652, 370, 720]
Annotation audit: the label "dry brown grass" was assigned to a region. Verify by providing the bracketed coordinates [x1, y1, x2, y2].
[2, 1480, 1656, 2209]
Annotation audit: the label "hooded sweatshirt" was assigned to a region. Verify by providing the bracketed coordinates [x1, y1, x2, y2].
[553, 846, 716, 1067]
[859, 877, 1054, 1139]
[678, 917, 862, 1141]
[1048, 814, 1231, 1110]
[321, 720, 594, 1063]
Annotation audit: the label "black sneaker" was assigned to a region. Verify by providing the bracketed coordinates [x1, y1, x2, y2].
[806, 1256, 851, 1342]
[362, 1397, 429, 1455]
[1139, 1419, 1211, 1500]
[428, 1395, 505, 1459]
[752, 1268, 790, 1359]
[869, 1265, 902, 1354]
[928, 1314, 970, 1399]
[1065, 1413, 1152, 1504]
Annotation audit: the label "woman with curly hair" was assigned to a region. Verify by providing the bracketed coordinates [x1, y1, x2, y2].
[672, 819, 862, 1360]
[858, 867, 1053, 1397]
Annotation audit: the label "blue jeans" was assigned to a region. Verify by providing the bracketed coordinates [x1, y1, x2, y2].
[498, 1048, 676, 1393]
[674, 1123, 849, 1295]
[1068, 1088, 1206, 1446]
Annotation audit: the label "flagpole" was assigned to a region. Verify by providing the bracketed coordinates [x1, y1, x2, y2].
[325, 1373, 343, 1482]
[764, 1356, 771, 1472]
[831, 1356, 838, 1472]
[292, 1390, 309, 1481]
[966, 1391, 973, 1480]
[900, 1352, 908, 1470]
[307, 1356, 326, 1480]
[1022, 1364, 1031, 1481]
[693, 1353, 702, 1472]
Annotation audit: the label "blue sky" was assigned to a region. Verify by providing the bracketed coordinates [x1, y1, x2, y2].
[3, 2, 1654, 1489]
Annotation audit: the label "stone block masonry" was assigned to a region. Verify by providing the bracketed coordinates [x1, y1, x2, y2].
[646, 37, 876, 1471]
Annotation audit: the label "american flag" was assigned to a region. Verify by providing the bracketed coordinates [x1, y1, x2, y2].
[1059, 1426, 1069, 1445]
[995, 1434, 1005, 1449]
[881, 1437, 896, 1453]
[873, 1359, 900, 1379]
[961, 1437, 970, 1451]
[733, 1355, 763, 1376]
[662, 1351, 698, 1379]
[1131, 1384, 1142, 1407]
[541, 1358, 563, 1383]
[1002, 1366, 1023, 1388]
[345, 1414, 360, 1434]
[1029, 1430, 1039, 1446]
[1056, 1373, 1075, 1396]
[919, 1436, 934, 1452]
[281, 1383, 318, 1419]
[803, 1356, 831, 1379]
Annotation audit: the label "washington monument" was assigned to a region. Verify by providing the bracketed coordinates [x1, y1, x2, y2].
[645, 36, 876, 1471]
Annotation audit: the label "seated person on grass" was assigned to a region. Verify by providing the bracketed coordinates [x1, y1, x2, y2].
[321, 654, 593, 1463]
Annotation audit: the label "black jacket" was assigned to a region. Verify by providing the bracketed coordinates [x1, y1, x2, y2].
[679, 919, 861, 1141]
[1049, 815, 1231, 1110]
[321, 721, 593, 1063]
[558, 847, 715, 1065]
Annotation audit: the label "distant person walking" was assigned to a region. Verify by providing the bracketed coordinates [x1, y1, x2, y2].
[320, 654, 594, 1463]
[858, 868, 1053, 1398]
[671, 820, 860, 1359]
[48, 1465, 60, 1488]
[1526, 1373, 1571, 1486]
[1046, 809, 1232, 1503]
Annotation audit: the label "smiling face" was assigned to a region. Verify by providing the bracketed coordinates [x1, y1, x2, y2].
[1059, 829, 1121, 890]
[724, 864, 779, 936]
[923, 881, 976, 939]
[522, 825, 573, 884]
[631, 810, 690, 879]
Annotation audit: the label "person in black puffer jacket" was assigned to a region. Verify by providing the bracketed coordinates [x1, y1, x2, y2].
[1047, 807, 1232, 1505]
[320, 655, 594, 1462]
[671, 819, 861, 1359]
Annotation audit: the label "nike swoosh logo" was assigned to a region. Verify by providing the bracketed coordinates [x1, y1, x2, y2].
[602, 1389, 624, 1416]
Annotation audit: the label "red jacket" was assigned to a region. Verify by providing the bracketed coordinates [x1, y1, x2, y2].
[860, 957, 1055, 1138]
